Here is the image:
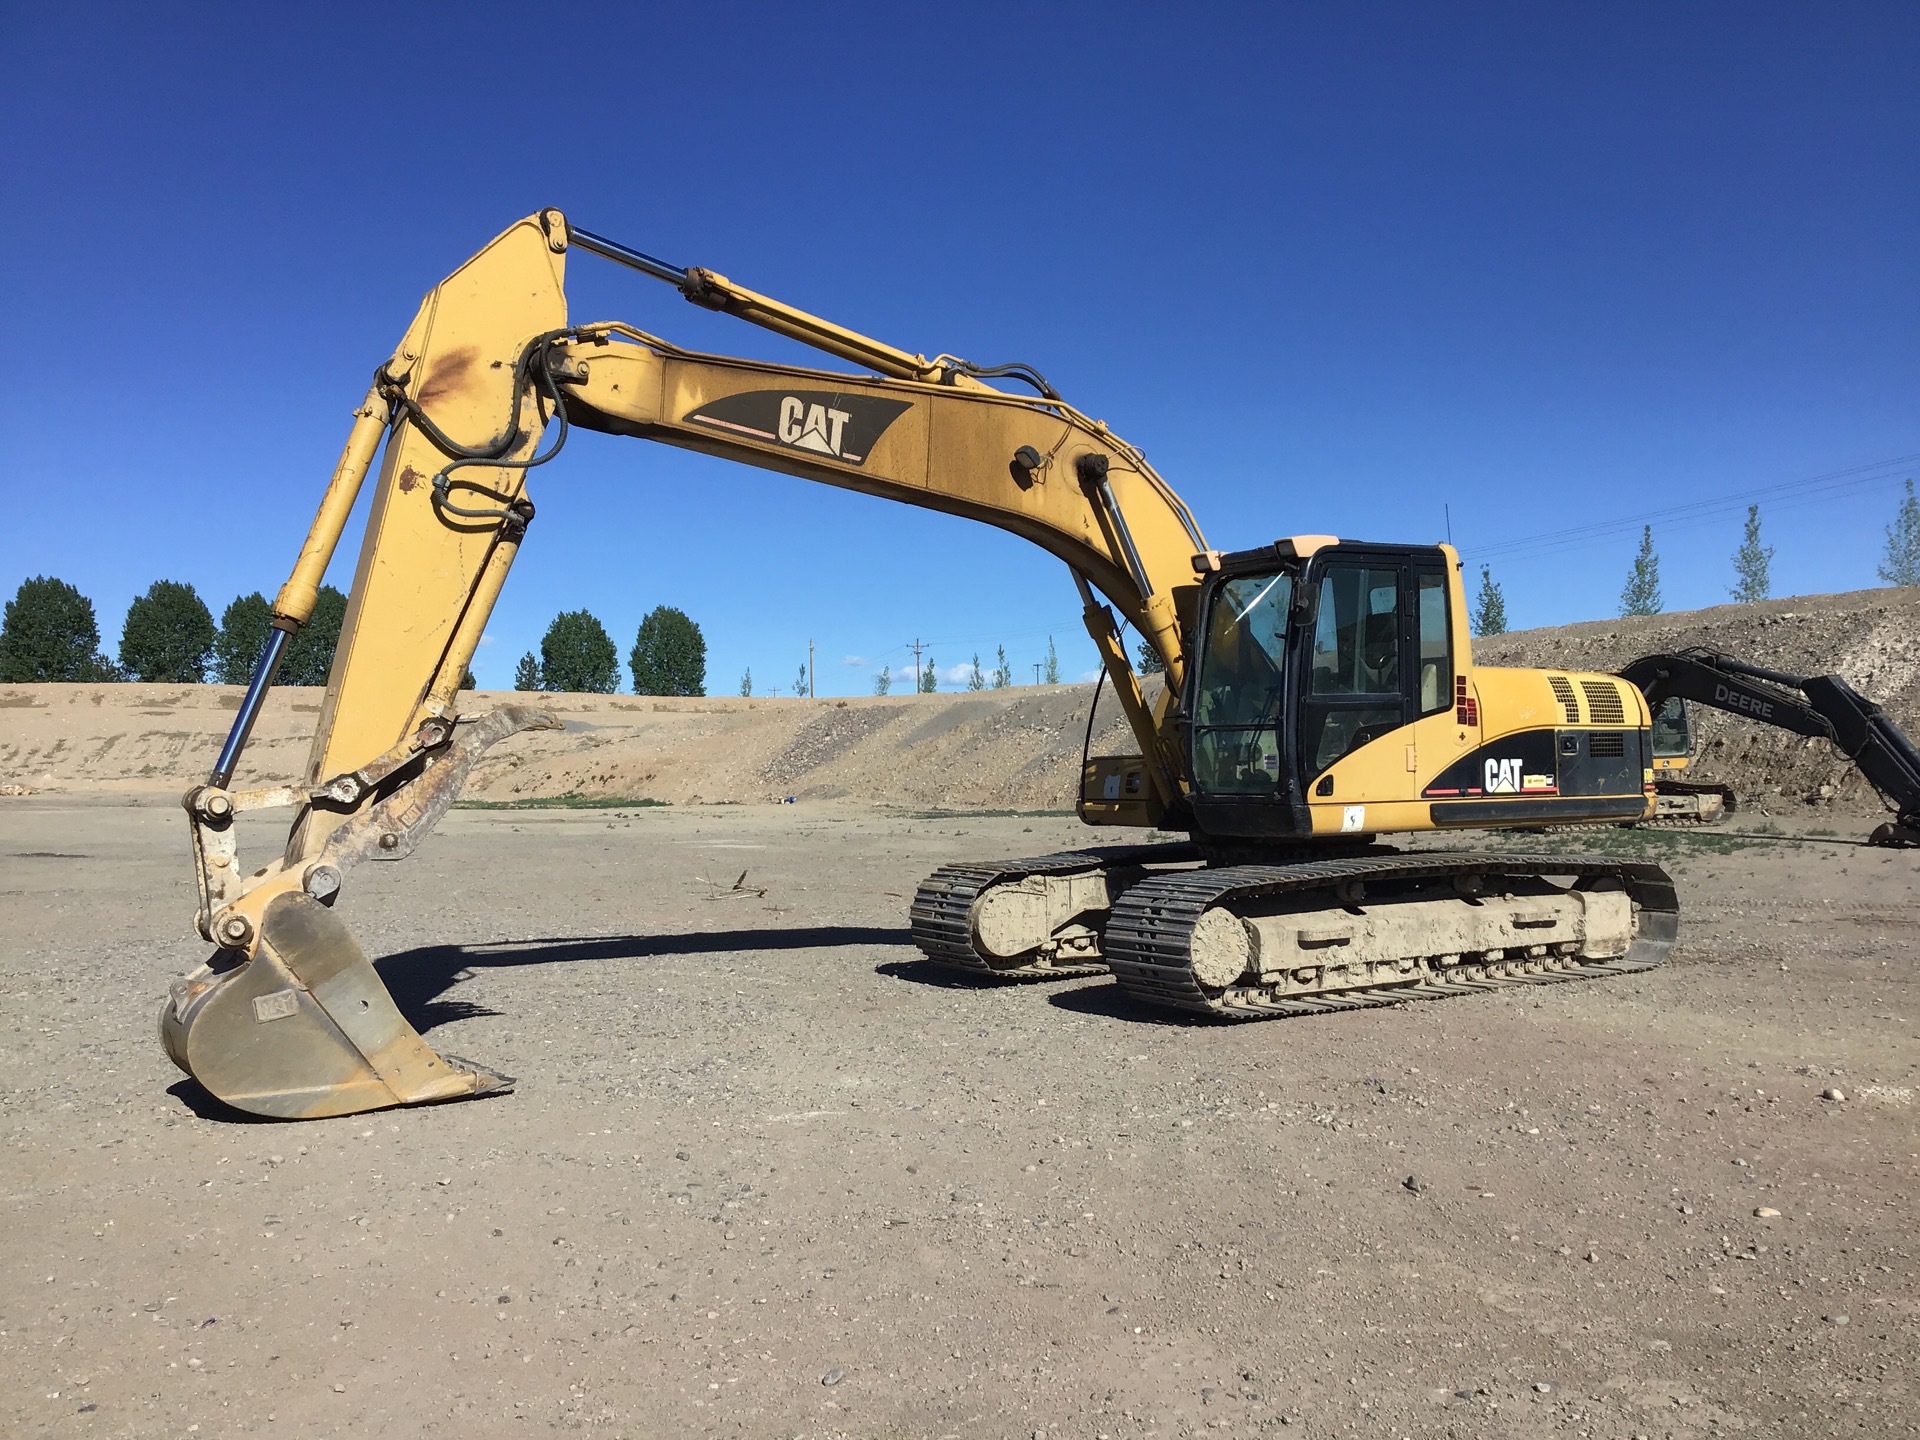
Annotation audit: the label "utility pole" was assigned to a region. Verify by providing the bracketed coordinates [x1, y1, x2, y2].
[907, 638, 927, 684]
[808, 639, 815, 699]
[1032, 663, 1043, 685]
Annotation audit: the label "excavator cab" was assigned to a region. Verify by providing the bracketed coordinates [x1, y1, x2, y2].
[1649, 695, 1692, 767]
[1185, 541, 1458, 840]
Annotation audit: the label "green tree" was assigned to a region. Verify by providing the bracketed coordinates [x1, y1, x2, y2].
[991, 644, 1012, 688]
[212, 592, 273, 684]
[919, 657, 937, 693]
[280, 585, 347, 686]
[1729, 504, 1774, 603]
[119, 580, 215, 682]
[1471, 565, 1508, 637]
[1880, 478, 1920, 586]
[539, 610, 619, 693]
[873, 663, 891, 696]
[629, 605, 707, 696]
[461, 668, 478, 690]
[738, 668, 752, 697]
[965, 653, 986, 691]
[514, 652, 542, 690]
[1135, 639, 1165, 675]
[795, 662, 809, 698]
[1619, 525, 1663, 617]
[0, 576, 114, 682]
[1042, 635, 1059, 685]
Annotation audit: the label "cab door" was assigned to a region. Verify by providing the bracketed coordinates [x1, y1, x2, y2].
[1296, 550, 1453, 795]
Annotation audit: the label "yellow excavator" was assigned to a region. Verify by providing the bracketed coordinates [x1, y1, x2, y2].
[163, 210, 1683, 1120]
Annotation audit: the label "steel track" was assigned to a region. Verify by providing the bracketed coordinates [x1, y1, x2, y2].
[1103, 851, 1679, 1018]
[908, 842, 1199, 979]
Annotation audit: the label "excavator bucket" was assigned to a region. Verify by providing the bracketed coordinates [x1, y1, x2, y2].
[160, 892, 512, 1119]
[164, 706, 555, 1119]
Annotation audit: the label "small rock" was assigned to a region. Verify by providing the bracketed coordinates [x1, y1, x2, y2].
[1586, 1251, 1599, 1263]
[1822, 1087, 1847, 1102]
[821, 1367, 845, 1386]
[1533, 1382, 1552, 1393]
[1824, 1314, 1848, 1326]
[1557, 1246, 1572, 1257]
[186, 1358, 203, 1369]
[1754, 1207, 1781, 1218]
[1402, 1175, 1424, 1193]
[332, 1383, 346, 1393]
[437, 1177, 451, 1186]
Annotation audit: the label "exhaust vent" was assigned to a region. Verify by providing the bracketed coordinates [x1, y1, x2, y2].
[1589, 731, 1626, 758]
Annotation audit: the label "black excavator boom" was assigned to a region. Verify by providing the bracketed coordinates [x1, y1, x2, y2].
[1617, 649, 1920, 848]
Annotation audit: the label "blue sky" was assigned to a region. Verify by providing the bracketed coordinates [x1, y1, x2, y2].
[2, 3, 1914, 694]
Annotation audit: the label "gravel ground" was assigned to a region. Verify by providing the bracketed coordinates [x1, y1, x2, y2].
[2, 796, 1916, 1439]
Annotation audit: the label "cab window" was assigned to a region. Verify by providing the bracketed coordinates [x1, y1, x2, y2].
[1303, 565, 1403, 774]
[1191, 570, 1292, 793]
[1310, 567, 1399, 696]
[1416, 570, 1451, 715]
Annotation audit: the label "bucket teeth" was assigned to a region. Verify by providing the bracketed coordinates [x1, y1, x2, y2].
[161, 891, 512, 1120]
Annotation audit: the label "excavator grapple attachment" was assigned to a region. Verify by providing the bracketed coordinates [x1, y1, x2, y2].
[161, 892, 512, 1119]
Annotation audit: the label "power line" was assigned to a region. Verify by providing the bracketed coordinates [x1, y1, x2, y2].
[1462, 453, 1917, 564]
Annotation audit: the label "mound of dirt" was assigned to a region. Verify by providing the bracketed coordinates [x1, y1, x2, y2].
[2, 584, 1913, 815]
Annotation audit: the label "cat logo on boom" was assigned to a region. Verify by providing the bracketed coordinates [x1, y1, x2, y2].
[683, 389, 913, 469]
[778, 396, 852, 457]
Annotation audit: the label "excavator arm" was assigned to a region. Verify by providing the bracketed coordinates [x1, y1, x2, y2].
[165, 209, 1215, 1118]
[1619, 648, 1920, 847]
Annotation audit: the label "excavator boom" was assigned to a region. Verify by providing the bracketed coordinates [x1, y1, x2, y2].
[165, 210, 1216, 1117]
[1620, 649, 1920, 847]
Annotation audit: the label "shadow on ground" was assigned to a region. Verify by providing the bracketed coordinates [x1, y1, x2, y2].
[1045, 980, 1219, 1025]
[874, 957, 1075, 989]
[377, 925, 913, 1031]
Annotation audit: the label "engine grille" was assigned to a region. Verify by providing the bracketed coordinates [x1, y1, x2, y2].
[1548, 675, 1580, 724]
[1581, 680, 1627, 726]
[1590, 731, 1626, 758]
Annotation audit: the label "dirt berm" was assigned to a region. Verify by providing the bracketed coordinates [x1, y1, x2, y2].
[2, 583, 1915, 815]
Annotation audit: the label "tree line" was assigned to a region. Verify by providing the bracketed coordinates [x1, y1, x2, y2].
[1470, 480, 1920, 637]
[514, 605, 707, 696]
[0, 576, 352, 685]
[0, 575, 713, 697]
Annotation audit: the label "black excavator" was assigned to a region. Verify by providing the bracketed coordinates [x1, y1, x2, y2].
[1619, 649, 1920, 848]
